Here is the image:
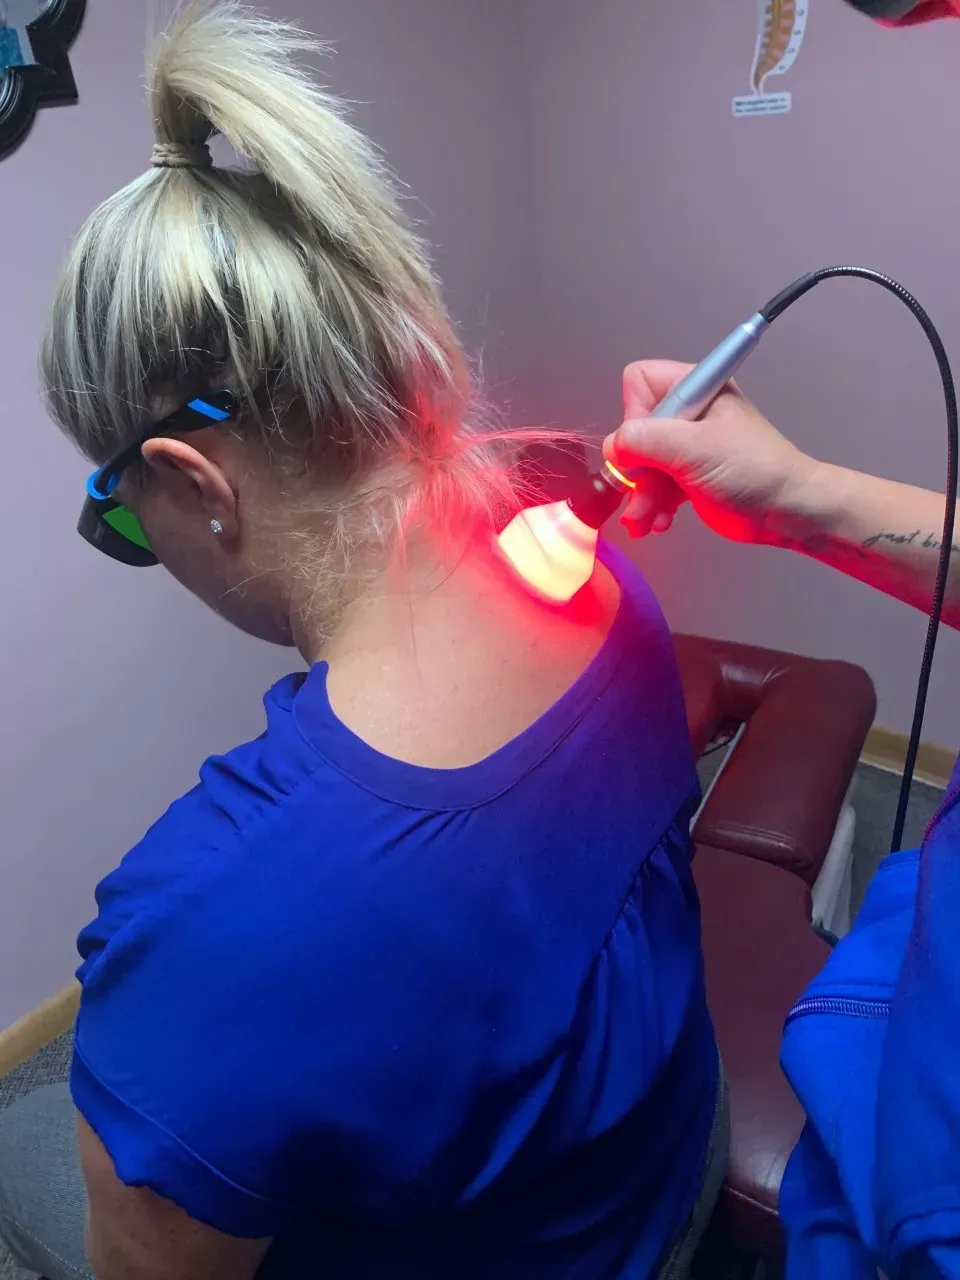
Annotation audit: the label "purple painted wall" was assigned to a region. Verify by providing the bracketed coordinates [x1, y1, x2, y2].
[522, 0, 960, 747]
[0, 0, 537, 1028]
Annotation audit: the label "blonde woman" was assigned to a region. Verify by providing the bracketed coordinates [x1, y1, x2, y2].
[0, 6, 722, 1278]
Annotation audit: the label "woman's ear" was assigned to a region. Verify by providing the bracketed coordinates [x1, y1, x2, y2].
[140, 437, 239, 539]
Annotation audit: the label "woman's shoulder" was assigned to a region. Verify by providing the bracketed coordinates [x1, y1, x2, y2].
[76, 671, 324, 977]
[597, 538, 672, 635]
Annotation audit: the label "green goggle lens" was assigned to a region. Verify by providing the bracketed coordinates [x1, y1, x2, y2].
[101, 504, 152, 551]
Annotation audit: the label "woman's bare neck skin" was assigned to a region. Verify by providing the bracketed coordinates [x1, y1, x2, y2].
[295, 535, 621, 769]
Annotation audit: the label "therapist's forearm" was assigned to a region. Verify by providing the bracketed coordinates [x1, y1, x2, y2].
[767, 461, 960, 629]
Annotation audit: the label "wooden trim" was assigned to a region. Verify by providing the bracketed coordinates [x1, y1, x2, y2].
[0, 983, 79, 1078]
[862, 726, 957, 791]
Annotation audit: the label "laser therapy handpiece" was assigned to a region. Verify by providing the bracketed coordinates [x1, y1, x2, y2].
[498, 263, 956, 859]
[495, 309, 771, 608]
[498, 266, 924, 607]
[568, 311, 770, 529]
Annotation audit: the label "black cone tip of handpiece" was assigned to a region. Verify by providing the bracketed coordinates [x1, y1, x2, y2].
[567, 470, 625, 530]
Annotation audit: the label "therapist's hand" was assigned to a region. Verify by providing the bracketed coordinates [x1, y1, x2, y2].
[604, 360, 816, 543]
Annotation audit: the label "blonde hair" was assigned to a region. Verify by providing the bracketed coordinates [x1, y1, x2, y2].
[41, 2, 522, 570]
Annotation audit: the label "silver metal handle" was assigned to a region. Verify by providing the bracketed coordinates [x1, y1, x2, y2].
[650, 312, 769, 423]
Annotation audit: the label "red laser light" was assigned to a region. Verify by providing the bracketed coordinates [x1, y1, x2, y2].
[497, 460, 635, 603]
[497, 499, 602, 604]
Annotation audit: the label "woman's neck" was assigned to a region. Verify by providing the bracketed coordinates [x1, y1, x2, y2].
[290, 529, 620, 769]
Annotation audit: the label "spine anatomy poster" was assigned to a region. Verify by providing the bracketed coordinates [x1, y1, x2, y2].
[733, 0, 809, 117]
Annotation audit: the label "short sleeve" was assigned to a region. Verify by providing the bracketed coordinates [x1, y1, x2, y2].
[72, 907, 305, 1238]
[70, 679, 324, 1238]
[69, 771, 512, 1238]
[71, 1034, 286, 1237]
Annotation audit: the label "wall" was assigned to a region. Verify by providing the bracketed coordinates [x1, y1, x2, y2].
[522, 0, 960, 746]
[0, 0, 536, 1029]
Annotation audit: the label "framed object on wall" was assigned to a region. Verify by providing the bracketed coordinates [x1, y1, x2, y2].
[0, 0, 85, 160]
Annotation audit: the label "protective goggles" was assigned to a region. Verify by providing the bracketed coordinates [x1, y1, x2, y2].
[79, 391, 238, 567]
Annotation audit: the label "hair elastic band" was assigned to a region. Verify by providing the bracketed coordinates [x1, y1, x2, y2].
[150, 141, 213, 170]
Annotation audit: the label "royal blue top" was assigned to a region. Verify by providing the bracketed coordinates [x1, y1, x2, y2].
[71, 542, 716, 1279]
[780, 750, 960, 1277]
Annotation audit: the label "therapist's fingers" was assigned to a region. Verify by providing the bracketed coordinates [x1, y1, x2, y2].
[620, 469, 684, 537]
[604, 410, 692, 537]
[617, 362, 701, 536]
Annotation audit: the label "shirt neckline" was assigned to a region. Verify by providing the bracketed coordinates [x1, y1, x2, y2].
[292, 541, 641, 810]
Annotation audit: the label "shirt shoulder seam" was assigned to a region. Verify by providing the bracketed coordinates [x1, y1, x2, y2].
[72, 1039, 282, 1209]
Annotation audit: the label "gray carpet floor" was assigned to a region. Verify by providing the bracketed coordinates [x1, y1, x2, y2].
[848, 763, 943, 913]
[0, 762, 946, 1279]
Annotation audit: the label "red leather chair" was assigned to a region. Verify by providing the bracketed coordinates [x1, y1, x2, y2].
[695, 846, 829, 1259]
[676, 635, 876, 887]
[675, 635, 876, 1261]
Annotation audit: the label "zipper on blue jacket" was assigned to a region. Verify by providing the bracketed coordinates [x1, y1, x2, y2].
[924, 788, 958, 845]
[785, 995, 891, 1029]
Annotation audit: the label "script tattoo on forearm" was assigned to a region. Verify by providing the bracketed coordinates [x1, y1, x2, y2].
[792, 532, 869, 560]
[862, 530, 960, 554]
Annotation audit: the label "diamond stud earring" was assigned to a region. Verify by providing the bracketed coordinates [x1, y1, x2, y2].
[210, 519, 224, 536]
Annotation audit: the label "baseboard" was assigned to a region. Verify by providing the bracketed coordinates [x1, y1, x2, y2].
[862, 726, 957, 791]
[0, 983, 79, 1078]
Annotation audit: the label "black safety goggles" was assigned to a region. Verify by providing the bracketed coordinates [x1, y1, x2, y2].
[79, 391, 238, 567]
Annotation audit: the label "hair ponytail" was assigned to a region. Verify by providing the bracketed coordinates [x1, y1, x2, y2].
[42, 2, 520, 564]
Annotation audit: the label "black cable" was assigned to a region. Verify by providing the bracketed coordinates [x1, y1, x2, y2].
[761, 268, 959, 853]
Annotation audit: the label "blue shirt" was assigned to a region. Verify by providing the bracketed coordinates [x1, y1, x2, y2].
[72, 543, 716, 1278]
[780, 753, 960, 1277]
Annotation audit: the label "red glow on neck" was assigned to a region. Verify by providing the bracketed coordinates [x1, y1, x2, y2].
[496, 500, 599, 604]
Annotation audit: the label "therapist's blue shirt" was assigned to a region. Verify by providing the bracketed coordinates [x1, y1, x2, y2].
[71, 543, 716, 1278]
[781, 749, 960, 1277]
